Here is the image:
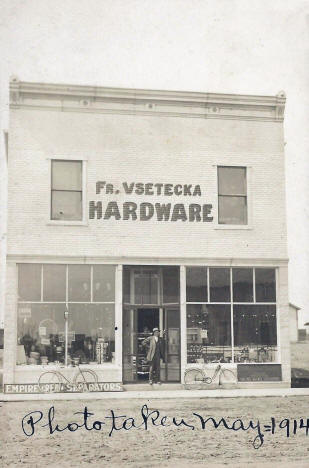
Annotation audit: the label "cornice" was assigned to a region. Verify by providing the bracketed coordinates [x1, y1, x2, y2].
[9, 77, 286, 122]
[7, 254, 289, 266]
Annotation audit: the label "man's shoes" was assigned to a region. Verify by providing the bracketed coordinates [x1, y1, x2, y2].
[149, 380, 153, 385]
[157, 381, 161, 385]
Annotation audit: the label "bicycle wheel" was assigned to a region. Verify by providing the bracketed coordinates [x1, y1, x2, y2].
[184, 368, 204, 389]
[38, 371, 61, 393]
[74, 369, 98, 391]
[219, 368, 237, 385]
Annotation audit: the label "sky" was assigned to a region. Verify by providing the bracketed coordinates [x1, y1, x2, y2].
[0, 0, 308, 326]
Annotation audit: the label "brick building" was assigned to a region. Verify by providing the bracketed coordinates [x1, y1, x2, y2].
[3, 78, 290, 392]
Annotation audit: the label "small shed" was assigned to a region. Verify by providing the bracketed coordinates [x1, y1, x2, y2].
[289, 303, 301, 342]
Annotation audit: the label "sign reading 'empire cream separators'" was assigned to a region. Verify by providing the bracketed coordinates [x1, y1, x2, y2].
[4, 382, 124, 394]
[89, 181, 214, 222]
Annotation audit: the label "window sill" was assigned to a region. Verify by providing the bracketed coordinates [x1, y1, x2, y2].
[214, 224, 252, 230]
[47, 220, 89, 226]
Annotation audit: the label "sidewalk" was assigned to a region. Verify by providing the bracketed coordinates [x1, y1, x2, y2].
[2, 384, 309, 401]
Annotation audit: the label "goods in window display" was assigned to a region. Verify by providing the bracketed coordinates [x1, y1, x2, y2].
[95, 338, 110, 363]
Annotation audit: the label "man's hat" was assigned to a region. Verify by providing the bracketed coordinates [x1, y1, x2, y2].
[153, 327, 160, 333]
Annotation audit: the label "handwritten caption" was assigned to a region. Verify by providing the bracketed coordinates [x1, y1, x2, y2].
[21, 404, 309, 449]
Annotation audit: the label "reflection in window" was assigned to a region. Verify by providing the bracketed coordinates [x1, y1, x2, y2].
[51, 160, 82, 220]
[68, 265, 91, 302]
[18, 264, 41, 301]
[17, 304, 65, 365]
[232, 268, 253, 302]
[186, 304, 231, 363]
[43, 265, 66, 302]
[233, 305, 277, 362]
[93, 265, 115, 302]
[218, 166, 247, 225]
[68, 304, 115, 364]
[209, 268, 230, 302]
[186, 267, 207, 302]
[255, 269, 276, 302]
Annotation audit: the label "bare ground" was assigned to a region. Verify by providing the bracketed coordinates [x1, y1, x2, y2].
[1, 395, 309, 467]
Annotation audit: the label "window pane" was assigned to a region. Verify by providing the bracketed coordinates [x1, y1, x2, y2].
[123, 266, 131, 303]
[232, 268, 253, 302]
[134, 270, 159, 304]
[186, 304, 232, 363]
[209, 268, 230, 302]
[68, 265, 91, 302]
[255, 269, 276, 302]
[93, 265, 115, 302]
[18, 264, 41, 301]
[43, 265, 66, 301]
[52, 160, 82, 190]
[218, 167, 246, 195]
[218, 196, 247, 225]
[162, 266, 179, 303]
[233, 305, 277, 362]
[51, 191, 82, 220]
[186, 267, 207, 302]
[17, 303, 65, 365]
[68, 304, 115, 363]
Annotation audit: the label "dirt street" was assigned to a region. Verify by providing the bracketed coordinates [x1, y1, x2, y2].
[1, 396, 309, 467]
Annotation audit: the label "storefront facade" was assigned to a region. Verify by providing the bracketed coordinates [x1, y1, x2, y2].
[3, 79, 290, 390]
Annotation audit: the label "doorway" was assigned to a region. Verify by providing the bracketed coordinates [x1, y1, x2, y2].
[122, 266, 181, 383]
[136, 308, 159, 381]
[123, 306, 181, 383]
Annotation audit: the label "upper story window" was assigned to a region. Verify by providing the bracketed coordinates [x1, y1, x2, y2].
[51, 160, 83, 220]
[217, 166, 247, 225]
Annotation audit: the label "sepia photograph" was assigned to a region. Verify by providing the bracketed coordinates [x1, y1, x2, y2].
[0, 1, 308, 466]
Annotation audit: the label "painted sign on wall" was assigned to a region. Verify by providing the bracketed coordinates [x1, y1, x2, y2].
[89, 180, 213, 222]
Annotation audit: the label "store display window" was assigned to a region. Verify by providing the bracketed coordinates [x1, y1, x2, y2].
[209, 268, 230, 302]
[255, 268, 276, 302]
[17, 264, 116, 366]
[186, 267, 207, 302]
[186, 267, 278, 364]
[187, 304, 232, 363]
[232, 268, 253, 302]
[233, 305, 277, 363]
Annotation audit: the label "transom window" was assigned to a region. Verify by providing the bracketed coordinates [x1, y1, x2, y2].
[218, 166, 247, 225]
[51, 160, 83, 221]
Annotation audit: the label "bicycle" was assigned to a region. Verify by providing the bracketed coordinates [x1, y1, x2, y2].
[38, 364, 98, 393]
[184, 364, 237, 389]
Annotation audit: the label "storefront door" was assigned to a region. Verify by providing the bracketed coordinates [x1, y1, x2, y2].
[122, 265, 181, 383]
[122, 306, 181, 383]
[163, 307, 181, 382]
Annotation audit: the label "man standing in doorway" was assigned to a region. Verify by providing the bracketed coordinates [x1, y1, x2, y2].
[143, 328, 165, 385]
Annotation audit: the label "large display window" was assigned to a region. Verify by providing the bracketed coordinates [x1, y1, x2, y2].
[186, 267, 277, 364]
[17, 264, 116, 366]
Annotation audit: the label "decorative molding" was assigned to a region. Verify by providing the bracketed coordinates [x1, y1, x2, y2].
[9, 78, 286, 122]
[7, 254, 289, 266]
